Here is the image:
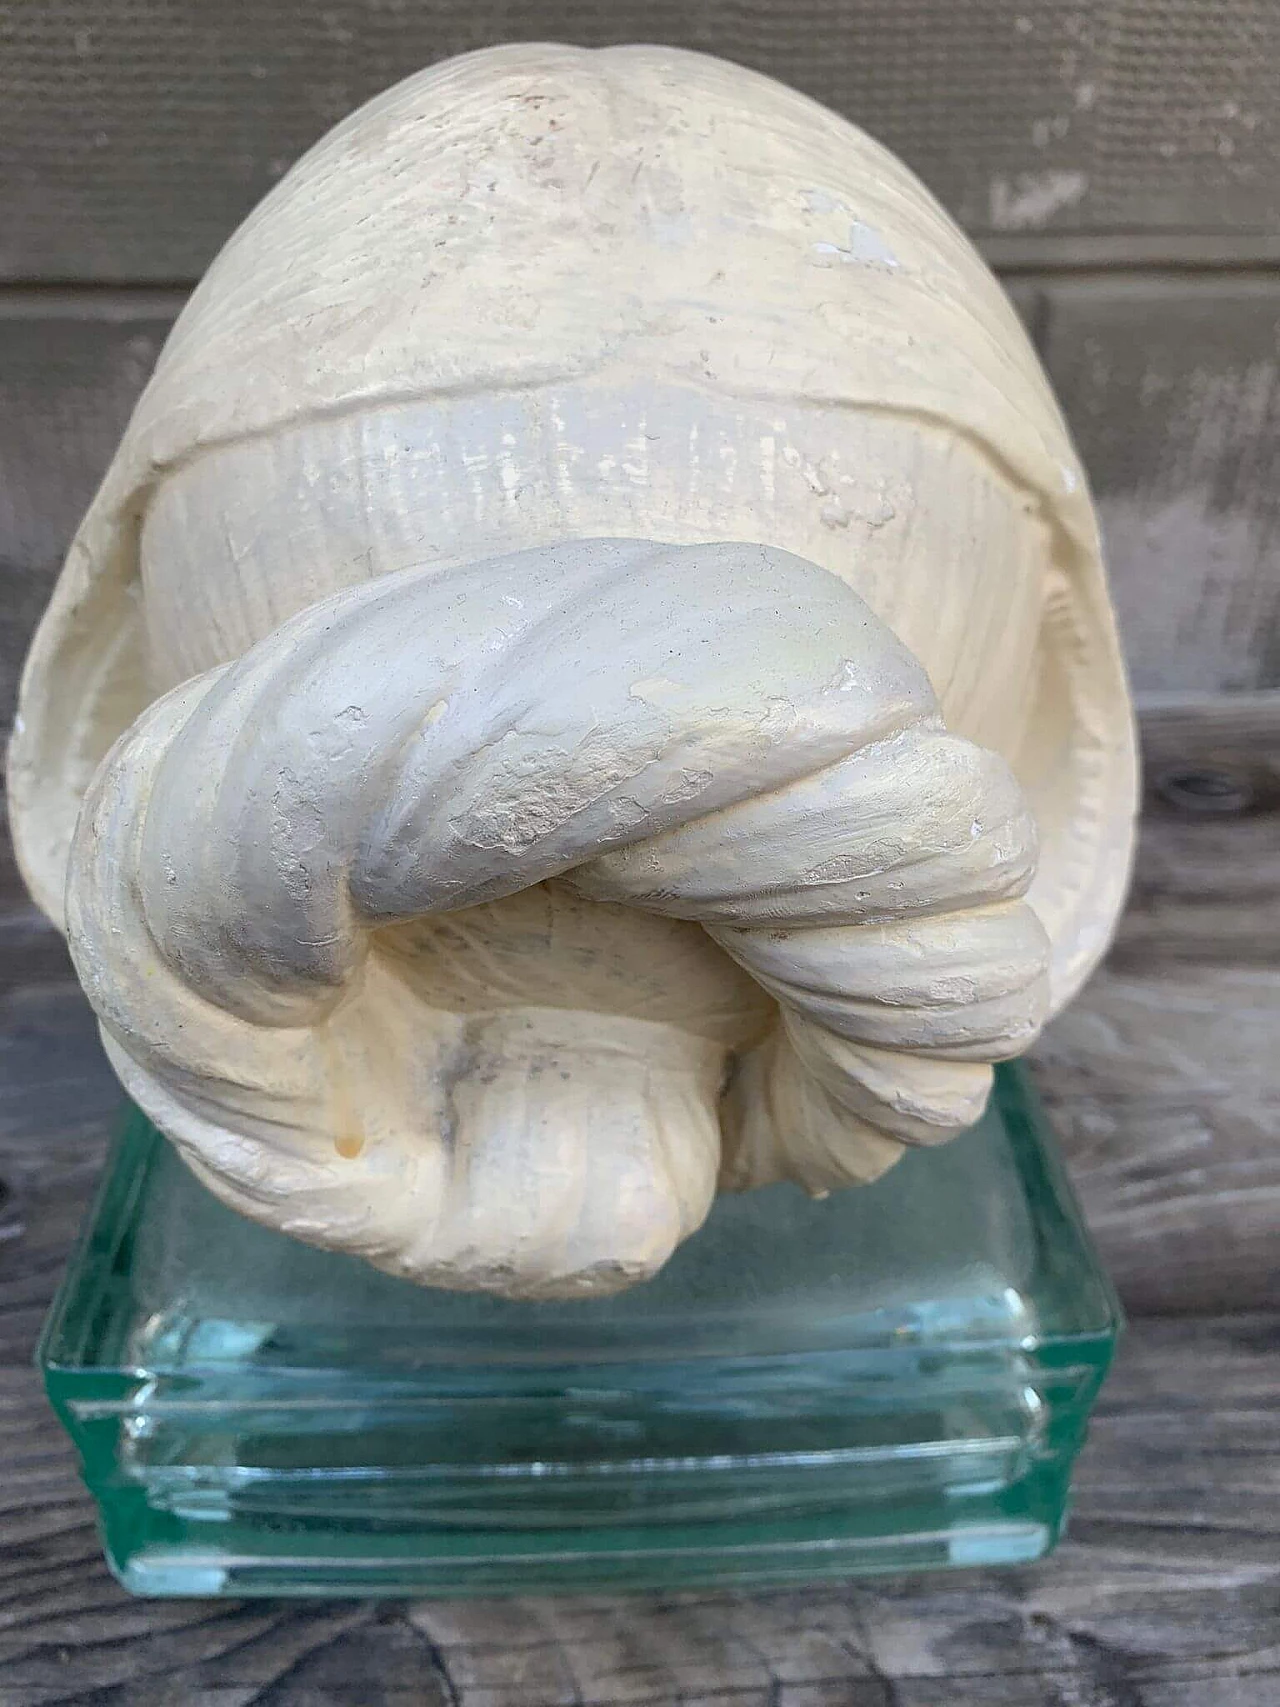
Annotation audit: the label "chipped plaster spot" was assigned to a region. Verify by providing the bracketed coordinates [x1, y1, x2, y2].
[813, 221, 900, 269]
[629, 677, 686, 707]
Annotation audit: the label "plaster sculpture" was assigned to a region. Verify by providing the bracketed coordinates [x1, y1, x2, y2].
[8, 44, 1137, 1298]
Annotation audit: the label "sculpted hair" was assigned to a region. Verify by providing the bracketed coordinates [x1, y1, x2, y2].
[70, 542, 1048, 1294]
[9, 45, 1136, 1296]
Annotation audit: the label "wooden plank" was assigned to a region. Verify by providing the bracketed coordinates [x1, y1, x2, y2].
[1116, 690, 1280, 966]
[1032, 962, 1280, 1314]
[1040, 273, 1280, 695]
[1, 0, 1278, 283]
[1029, 690, 1280, 1314]
[0, 945, 1276, 1684]
[0, 295, 177, 908]
[0, 1317, 1276, 1701]
[0, 974, 120, 1365]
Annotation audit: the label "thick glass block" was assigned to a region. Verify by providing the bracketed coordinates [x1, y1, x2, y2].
[39, 1064, 1119, 1597]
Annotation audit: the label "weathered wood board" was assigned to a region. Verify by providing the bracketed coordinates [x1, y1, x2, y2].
[1040, 276, 1280, 696]
[3, 1300, 1279, 1697]
[1, 981, 1279, 1701]
[1030, 690, 1280, 1313]
[3, 0, 1279, 283]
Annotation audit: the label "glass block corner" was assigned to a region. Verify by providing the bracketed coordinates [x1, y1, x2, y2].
[39, 1063, 1120, 1597]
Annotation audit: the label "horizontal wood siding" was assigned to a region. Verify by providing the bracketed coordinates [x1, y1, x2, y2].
[2, 0, 1278, 282]
[1, 978, 1280, 1689]
[1041, 276, 1280, 695]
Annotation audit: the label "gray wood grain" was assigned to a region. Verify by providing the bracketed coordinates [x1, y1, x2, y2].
[0, 1318, 1277, 1704]
[1040, 274, 1280, 695]
[2, 0, 1278, 284]
[1, 272, 1276, 774]
[1027, 690, 1280, 1313]
[1116, 691, 1280, 967]
[0, 881, 1277, 1698]
[1033, 962, 1280, 1314]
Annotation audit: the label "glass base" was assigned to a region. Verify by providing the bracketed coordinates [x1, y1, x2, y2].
[39, 1065, 1119, 1597]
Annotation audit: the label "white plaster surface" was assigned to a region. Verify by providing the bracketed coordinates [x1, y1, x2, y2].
[8, 45, 1137, 1294]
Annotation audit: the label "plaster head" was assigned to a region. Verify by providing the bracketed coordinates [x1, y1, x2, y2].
[9, 45, 1136, 1296]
